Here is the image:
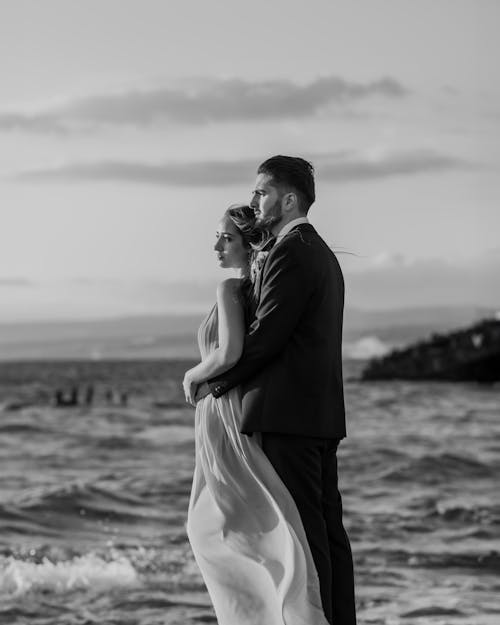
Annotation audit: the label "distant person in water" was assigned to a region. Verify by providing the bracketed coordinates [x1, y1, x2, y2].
[84, 385, 94, 406]
[183, 156, 356, 624]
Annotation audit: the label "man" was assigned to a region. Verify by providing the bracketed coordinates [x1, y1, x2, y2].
[199, 155, 356, 624]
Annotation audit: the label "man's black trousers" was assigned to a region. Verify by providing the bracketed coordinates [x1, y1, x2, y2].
[261, 433, 357, 625]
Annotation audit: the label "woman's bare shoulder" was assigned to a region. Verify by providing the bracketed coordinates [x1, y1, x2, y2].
[216, 277, 244, 300]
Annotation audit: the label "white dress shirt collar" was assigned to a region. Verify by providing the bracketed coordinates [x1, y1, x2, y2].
[275, 217, 310, 243]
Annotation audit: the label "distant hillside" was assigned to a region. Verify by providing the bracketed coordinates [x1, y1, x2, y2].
[0, 306, 496, 361]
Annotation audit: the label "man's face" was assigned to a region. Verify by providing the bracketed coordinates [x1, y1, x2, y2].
[250, 173, 285, 232]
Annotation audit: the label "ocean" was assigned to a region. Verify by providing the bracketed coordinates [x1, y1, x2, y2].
[0, 359, 499, 625]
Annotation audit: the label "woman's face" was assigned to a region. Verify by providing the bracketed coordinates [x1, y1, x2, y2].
[214, 215, 248, 269]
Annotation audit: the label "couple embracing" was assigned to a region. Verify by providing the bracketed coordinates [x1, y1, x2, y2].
[183, 155, 356, 624]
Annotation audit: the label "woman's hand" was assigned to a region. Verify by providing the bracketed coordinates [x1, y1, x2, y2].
[183, 370, 199, 406]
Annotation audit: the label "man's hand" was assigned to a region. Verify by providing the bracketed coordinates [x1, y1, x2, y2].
[194, 382, 211, 403]
[182, 371, 198, 406]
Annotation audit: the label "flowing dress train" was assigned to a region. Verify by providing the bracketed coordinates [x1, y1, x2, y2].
[187, 304, 329, 625]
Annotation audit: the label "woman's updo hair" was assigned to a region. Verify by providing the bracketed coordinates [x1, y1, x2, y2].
[225, 204, 267, 249]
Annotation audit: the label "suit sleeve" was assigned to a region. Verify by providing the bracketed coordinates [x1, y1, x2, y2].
[208, 239, 312, 397]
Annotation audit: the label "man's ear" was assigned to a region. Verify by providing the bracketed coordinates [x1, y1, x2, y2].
[283, 192, 297, 213]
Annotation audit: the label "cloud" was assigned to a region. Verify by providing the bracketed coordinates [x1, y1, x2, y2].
[13, 159, 251, 186]
[0, 278, 36, 287]
[12, 149, 475, 187]
[0, 112, 68, 134]
[0, 76, 409, 133]
[318, 149, 474, 182]
[343, 251, 500, 309]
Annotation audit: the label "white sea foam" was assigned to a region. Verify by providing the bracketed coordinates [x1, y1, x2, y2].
[0, 553, 139, 595]
[343, 336, 392, 360]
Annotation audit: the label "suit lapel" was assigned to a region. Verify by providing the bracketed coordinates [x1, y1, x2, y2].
[254, 236, 275, 301]
[255, 252, 268, 301]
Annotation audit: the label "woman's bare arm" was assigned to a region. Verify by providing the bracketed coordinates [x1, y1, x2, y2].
[183, 278, 245, 402]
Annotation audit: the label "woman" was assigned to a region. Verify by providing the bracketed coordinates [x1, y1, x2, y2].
[183, 204, 329, 625]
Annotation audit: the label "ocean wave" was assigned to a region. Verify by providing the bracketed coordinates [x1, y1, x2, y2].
[432, 501, 500, 524]
[6, 481, 162, 526]
[135, 424, 194, 445]
[405, 550, 500, 572]
[401, 606, 466, 618]
[0, 420, 45, 434]
[343, 336, 392, 360]
[381, 453, 494, 483]
[0, 552, 138, 595]
[358, 546, 500, 573]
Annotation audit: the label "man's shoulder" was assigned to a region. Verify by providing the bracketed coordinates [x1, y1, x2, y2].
[274, 224, 324, 254]
[271, 225, 342, 272]
[264, 229, 319, 275]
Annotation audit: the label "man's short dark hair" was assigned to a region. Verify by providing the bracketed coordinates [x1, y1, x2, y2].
[257, 155, 315, 212]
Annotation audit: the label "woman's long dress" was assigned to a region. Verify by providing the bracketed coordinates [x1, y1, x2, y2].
[187, 305, 329, 625]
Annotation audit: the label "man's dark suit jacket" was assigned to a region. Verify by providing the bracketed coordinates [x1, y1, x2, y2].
[208, 223, 346, 439]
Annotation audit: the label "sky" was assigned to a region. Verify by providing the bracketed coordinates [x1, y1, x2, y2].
[0, 0, 499, 320]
